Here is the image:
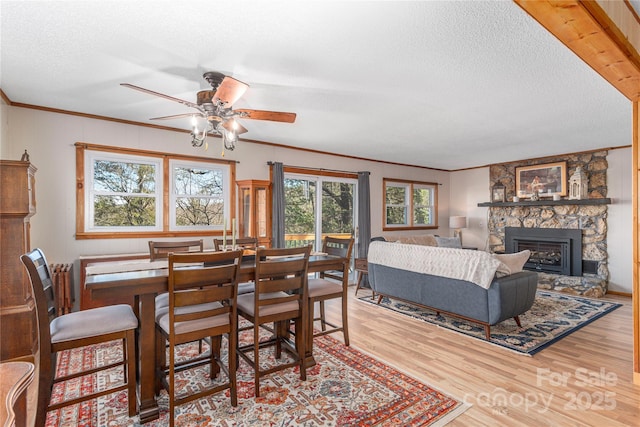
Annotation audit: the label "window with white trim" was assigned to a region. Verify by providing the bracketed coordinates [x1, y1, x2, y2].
[77, 144, 233, 238]
[383, 178, 437, 230]
[170, 159, 229, 230]
[86, 151, 162, 232]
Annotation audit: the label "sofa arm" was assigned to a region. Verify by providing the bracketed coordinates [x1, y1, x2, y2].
[487, 271, 538, 325]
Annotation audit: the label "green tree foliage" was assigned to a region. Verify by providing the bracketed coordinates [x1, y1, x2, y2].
[173, 167, 224, 226]
[93, 161, 225, 227]
[284, 178, 354, 245]
[385, 185, 406, 225]
[413, 187, 432, 224]
[284, 179, 316, 235]
[321, 181, 353, 233]
[93, 160, 156, 226]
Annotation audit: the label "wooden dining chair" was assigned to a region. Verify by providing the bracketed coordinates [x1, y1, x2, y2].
[213, 237, 258, 251]
[308, 236, 354, 345]
[155, 250, 243, 427]
[213, 237, 259, 296]
[148, 239, 204, 261]
[236, 245, 311, 397]
[150, 239, 204, 310]
[21, 248, 138, 427]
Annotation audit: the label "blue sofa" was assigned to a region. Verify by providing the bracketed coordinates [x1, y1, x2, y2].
[367, 241, 538, 339]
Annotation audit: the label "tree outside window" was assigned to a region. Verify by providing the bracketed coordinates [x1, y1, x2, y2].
[171, 162, 226, 228]
[77, 143, 233, 238]
[383, 178, 437, 230]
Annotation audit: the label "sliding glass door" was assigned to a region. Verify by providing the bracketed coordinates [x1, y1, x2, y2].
[284, 173, 357, 279]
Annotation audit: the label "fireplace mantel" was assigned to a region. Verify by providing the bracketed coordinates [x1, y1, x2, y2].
[477, 198, 611, 208]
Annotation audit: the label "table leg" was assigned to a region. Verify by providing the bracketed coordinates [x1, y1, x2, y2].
[305, 287, 317, 369]
[137, 293, 159, 423]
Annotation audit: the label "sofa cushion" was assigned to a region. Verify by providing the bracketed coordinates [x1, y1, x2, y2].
[494, 250, 531, 277]
[388, 235, 437, 246]
[435, 236, 462, 248]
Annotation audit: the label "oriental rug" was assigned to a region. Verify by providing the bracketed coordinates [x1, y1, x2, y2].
[45, 331, 468, 426]
[357, 290, 621, 356]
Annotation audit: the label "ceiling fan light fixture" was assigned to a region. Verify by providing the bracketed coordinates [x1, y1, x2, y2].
[216, 122, 238, 151]
[190, 115, 210, 147]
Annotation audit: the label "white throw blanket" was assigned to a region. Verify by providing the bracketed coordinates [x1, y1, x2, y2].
[368, 241, 501, 289]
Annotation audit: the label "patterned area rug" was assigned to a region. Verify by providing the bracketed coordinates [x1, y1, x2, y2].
[45, 329, 468, 426]
[357, 291, 621, 355]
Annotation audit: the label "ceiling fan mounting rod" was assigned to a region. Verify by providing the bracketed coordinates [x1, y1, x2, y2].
[202, 71, 226, 90]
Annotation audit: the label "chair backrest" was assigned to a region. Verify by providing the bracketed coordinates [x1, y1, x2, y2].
[321, 236, 354, 282]
[213, 237, 259, 251]
[20, 248, 56, 414]
[323, 236, 354, 261]
[167, 250, 243, 336]
[20, 249, 56, 344]
[253, 245, 312, 322]
[148, 239, 204, 261]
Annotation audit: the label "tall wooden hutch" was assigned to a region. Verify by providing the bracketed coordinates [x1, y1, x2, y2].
[0, 160, 38, 362]
[237, 180, 271, 247]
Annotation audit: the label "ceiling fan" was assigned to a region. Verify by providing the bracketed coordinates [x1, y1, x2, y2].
[121, 71, 296, 151]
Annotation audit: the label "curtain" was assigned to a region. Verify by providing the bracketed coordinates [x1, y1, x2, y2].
[357, 171, 371, 258]
[357, 171, 371, 287]
[271, 162, 286, 248]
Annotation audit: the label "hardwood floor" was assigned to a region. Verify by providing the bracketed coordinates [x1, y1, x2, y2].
[320, 286, 640, 426]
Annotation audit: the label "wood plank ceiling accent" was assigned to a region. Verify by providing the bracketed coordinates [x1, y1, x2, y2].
[514, 0, 640, 102]
[513, 0, 640, 383]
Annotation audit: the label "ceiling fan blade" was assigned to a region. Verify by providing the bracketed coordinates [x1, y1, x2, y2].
[150, 113, 202, 121]
[121, 83, 202, 110]
[212, 76, 249, 107]
[222, 119, 249, 135]
[235, 109, 297, 123]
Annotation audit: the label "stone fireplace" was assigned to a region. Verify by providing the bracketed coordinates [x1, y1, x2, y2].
[485, 151, 609, 297]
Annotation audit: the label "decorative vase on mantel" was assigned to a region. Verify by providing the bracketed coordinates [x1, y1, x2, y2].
[568, 167, 589, 200]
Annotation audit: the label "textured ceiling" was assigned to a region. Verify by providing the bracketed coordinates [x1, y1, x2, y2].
[0, 1, 632, 170]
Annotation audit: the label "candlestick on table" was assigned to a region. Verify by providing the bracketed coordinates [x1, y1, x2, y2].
[232, 218, 236, 249]
[223, 218, 227, 249]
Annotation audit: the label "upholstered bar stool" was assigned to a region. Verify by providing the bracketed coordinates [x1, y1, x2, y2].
[308, 236, 354, 345]
[236, 245, 311, 397]
[21, 248, 138, 427]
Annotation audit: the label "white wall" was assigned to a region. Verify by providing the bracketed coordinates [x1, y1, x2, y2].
[4, 106, 450, 307]
[607, 147, 633, 293]
[449, 167, 490, 251]
[450, 149, 633, 294]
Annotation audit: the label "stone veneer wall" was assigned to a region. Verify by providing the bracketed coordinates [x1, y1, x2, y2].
[488, 150, 609, 297]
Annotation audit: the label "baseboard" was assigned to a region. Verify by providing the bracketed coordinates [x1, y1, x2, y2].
[606, 290, 632, 298]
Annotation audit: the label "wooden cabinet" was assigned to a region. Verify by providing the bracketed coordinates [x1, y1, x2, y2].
[0, 161, 38, 362]
[0, 361, 35, 427]
[237, 180, 271, 247]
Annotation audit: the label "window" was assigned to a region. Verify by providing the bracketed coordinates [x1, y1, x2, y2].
[76, 143, 234, 238]
[87, 151, 162, 232]
[383, 178, 437, 230]
[170, 159, 228, 230]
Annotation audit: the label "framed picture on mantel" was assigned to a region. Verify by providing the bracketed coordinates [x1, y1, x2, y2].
[516, 161, 567, 199]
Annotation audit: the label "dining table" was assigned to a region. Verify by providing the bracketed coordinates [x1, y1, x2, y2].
[84, 253, 348, 423]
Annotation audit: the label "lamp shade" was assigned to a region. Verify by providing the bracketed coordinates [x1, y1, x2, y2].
[449, 216, 467, 229]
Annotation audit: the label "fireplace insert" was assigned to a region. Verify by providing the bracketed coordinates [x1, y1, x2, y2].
[505, 227, 582, 276]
